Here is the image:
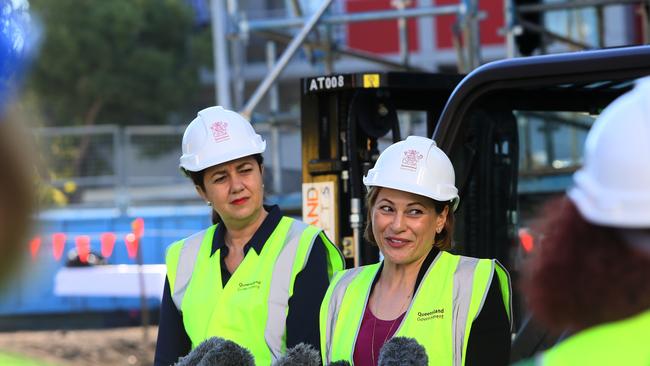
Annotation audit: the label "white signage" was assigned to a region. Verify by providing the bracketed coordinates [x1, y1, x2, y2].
[302, 181, 336, 241]
[309, 75, 345, 91]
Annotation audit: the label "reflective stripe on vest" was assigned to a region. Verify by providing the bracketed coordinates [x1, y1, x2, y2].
[321, 267, 366, 363]
[170, 229, 208, 310]
[452, 256, 481, 366]
[320, 251, 511, 366]
[165, 217, 344, 365]
[264, 219, 311, 359]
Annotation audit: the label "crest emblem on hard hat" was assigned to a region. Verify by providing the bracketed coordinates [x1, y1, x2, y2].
[210, 121, 230, 142]
[401, 149, 423, 171]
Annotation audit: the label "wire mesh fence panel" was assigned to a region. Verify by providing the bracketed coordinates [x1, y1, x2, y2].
[36, 124, 303, 208]
[37, 125, 119, 207]
[124, 126, 186, 185]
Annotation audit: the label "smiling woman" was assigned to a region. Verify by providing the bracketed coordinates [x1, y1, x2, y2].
[320, 136, 513, 366]
[154, 106, 344, 366]
[369, 187, 446, 267]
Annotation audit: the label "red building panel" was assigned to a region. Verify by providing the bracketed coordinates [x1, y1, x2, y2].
[346, 0, 420, 53]
[345, 0, 505, 53]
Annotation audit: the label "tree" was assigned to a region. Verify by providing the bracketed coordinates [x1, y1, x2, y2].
[26, 0, 213, 205]
[28, 0, 210, 127]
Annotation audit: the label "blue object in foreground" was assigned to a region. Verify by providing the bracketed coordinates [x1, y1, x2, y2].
[0, 0, 40, 116]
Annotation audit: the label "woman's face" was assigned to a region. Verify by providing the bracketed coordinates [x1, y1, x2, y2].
[197, 156, 264, 227]
[372, 187, 447, 266]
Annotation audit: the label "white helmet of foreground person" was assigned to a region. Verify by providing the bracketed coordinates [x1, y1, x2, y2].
[179, 106, 266, 172]
[568, 76, 650, 228]
[363, 135, 460, 210]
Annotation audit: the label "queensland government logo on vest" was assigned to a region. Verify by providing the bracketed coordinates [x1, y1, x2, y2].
[417, 308, 445, 321]
[238, 280, 261, 291]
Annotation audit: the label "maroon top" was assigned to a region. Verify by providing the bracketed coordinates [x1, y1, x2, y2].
[353, 304, 406, 366]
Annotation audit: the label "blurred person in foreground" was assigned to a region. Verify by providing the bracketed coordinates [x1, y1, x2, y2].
[154, 106, 345, 366]
[515, 77, 650, 365]
[320, 136, 512, 366]
[0, 3, 43, 365]
[0, 0, 39, 284]
[0, 108, 35, 283]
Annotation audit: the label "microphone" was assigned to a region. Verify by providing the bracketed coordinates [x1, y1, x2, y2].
[174, 337, 255, 366]
[272, 343, 320, 366]
[328, 361, 352, 366]
[378, 337, 428, 366]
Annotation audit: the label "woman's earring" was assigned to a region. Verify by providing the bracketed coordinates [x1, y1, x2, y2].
[206, 201, 212, 207]
[436, 228, 441, 234]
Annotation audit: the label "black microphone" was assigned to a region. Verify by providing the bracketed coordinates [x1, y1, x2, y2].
[272, 343, 320, 366]
[378, 337, 428, 366]
[328, 360, 352, 366]
[174, 336, 255, 366]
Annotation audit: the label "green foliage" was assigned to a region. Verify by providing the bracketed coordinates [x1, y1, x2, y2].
[27, 0, 211, 127]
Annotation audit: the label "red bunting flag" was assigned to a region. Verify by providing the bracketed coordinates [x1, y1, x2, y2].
[75, 235, 91, 263]
[29, 236, 41, 260]
[131, 218, 144, 239]
[100, 232, 116, 258]
[125, 233, 138, 259]
[52, 233, 67, 261]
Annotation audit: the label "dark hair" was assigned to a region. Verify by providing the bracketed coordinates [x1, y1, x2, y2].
[363, 186, 455, 251]
[183, 154, 264, 225]
[521, 196, 650, 333]
[184, 154, 264, 191]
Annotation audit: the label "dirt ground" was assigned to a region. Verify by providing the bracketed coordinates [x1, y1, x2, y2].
[0, 326, 158, 366]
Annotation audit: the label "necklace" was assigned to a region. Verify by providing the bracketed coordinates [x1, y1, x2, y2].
[370, 293, 411, 366]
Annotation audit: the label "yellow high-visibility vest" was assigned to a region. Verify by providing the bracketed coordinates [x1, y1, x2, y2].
[537, 309, 650, 366]
[166, 217, 344, 365]
[320, 251, 511, 366]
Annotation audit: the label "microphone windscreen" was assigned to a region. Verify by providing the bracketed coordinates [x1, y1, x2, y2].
[272, 343, 320, 366]
[378, 337, 428, 366]
[174, 336, 255, 366]
[175, 337, 225, 366]
[328, 360, 352, 366]
[200, 338, 255, 366]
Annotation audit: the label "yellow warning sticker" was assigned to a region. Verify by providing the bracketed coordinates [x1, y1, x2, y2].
[363, 74, 380, 88]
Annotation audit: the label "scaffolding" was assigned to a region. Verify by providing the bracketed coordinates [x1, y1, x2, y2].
[210, 0, 484, 113]
[206, 0, 485, 195]
[210, 0, 650, 120]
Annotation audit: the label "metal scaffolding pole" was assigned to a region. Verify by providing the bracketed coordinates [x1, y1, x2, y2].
[505, 0, 517, 58]
[238, 5, 463, 32]
[393, 0, 411, 65]
[266, 41, 283, 195]
[253, 29, 427, 71]
[464, 0, 482, 68]
[211, 0, 232, 109]
[240, 0, 334, 118]
[228, 0, 245, 110]
[517, 0, 645, 13]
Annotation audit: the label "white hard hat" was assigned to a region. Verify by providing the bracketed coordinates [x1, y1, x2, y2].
[568, 77, 650, 228]
[363, 135, 460, 211]
[179, 106, 266, 172]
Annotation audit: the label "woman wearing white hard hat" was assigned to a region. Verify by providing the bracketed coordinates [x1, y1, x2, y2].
[515, 78, 650, 366]
[320, 136, 512, 366]
[154, 106, 345, 366]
